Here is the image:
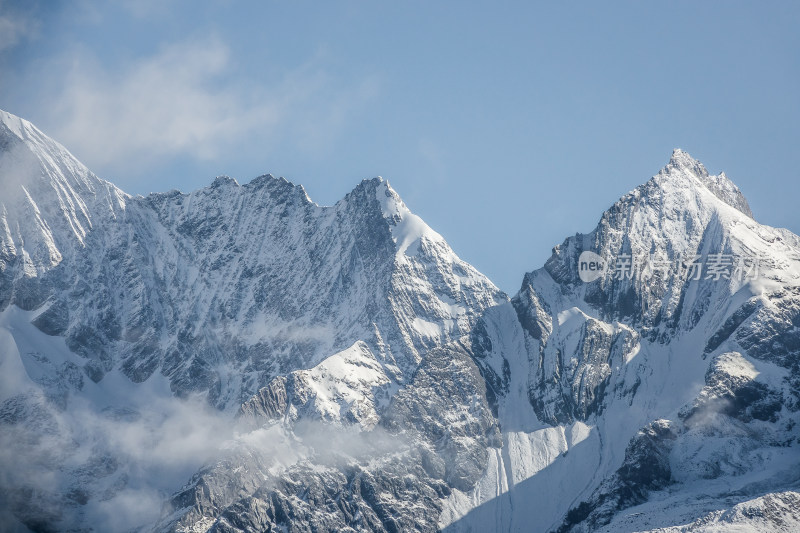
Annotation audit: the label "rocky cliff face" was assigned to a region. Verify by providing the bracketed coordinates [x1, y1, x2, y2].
[1, 109, 799, 533]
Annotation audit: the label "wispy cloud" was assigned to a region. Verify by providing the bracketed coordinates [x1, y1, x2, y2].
[40, 36, 379, 177]
[46, 38, 268, 168]
[0, 387, 408, 531]
[0, 0, 40, 53]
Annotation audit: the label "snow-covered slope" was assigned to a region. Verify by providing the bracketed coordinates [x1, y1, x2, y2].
[1, 107, 799, 533]
[0, 109, 127, 294]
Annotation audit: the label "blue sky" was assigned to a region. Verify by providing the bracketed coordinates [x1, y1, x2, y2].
[1, 1, 798, 293]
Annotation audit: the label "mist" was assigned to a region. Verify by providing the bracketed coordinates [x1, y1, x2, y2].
[0, 380, 408, 531]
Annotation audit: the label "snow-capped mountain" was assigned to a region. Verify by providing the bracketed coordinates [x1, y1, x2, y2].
[1, 109, 798, 532]
[0, 109, 503, 531]
[1, 108, 502, 405]
[440, 149, 800, 532]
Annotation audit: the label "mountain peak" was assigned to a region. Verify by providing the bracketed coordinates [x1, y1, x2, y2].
[666, 147, 709, 177]
[339, 176, 444, 258]
[210, 175, 239, 188]
[0, 109, 29, 139]
[660, 148, 753, 218]
[0, 109, 128, 276]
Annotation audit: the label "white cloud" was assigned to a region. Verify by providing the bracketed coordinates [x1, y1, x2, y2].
[48, 38, 268, 167]
[0, 1, 40, 53]
[0, 387, 409, 530]
[43, 37, 379, 175]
